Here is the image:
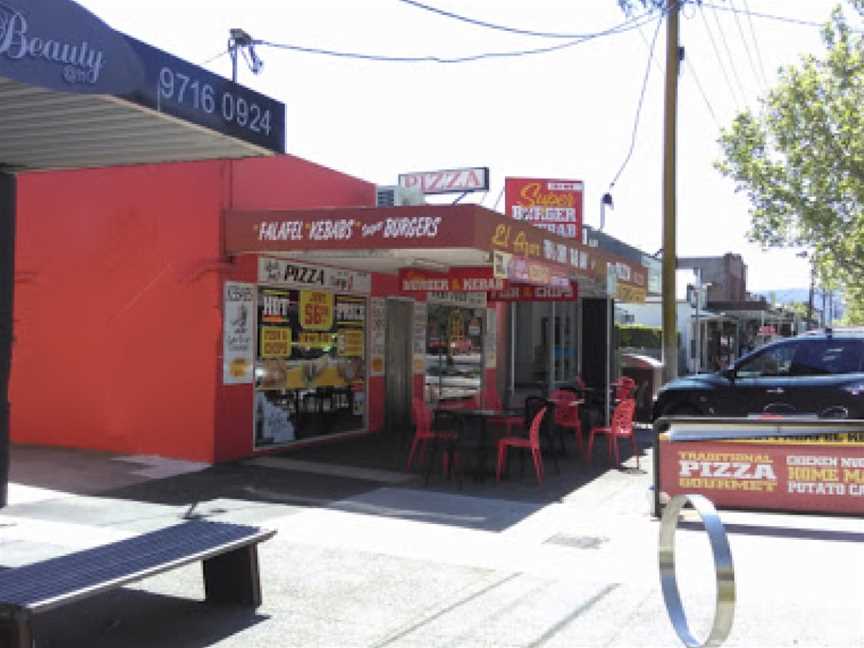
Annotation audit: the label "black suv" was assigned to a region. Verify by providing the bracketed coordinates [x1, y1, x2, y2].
[653, 329, 864, 420]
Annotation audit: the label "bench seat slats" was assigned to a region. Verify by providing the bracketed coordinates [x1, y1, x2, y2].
[0, 520, 272, 611]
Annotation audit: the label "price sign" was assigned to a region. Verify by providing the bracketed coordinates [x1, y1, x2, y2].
[300, 291, 334, 331]
[260, 326, 291, 358]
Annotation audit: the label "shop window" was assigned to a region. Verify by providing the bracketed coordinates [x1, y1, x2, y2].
[425, 304, 484, 405]
[254, 286, 366, 447]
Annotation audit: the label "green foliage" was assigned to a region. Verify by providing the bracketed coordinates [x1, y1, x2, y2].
[616, 323, 662, 348]
[716, 6, 864, 324]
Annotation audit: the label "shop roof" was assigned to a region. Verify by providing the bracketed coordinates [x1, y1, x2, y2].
[223, 203, 651, 300]
[0, 1, 284, 170]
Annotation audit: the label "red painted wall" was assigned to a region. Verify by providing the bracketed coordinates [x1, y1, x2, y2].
[13, 155, 377, 462]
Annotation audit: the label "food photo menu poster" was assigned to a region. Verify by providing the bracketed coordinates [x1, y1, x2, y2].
[223, 282, 256, 384]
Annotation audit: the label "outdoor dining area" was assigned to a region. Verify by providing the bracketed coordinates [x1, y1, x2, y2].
[406, 376, 640, 487]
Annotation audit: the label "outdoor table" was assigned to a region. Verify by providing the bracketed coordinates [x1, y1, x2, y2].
[433, 407, 523, 481]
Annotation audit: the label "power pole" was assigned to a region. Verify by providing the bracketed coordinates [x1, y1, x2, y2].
[661, 0, 680, 383]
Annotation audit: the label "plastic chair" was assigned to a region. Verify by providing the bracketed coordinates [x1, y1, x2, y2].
[496, 406, 548, 484]
[587, 399, 638, 468]
[549, 388, 584, 458]
[480, 388, 522, 436]
[523, 396, 560, 475]
[406, 398, 457, 473]
[612, 376, 637, 403]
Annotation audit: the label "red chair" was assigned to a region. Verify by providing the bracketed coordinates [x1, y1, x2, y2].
[480, 388, 522, 436]
[587, 399, 638, 468]
[549, 389, 584, 458]
[612, 376, 637, 403]
[496, 406, 548, 484]
[406, 398, 457, 472]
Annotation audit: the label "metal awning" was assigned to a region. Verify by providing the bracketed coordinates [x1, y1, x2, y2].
[0, 77, 274, 170]
[0, 0, 285, 171]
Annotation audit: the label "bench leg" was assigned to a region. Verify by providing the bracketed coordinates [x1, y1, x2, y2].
[0, 607, 33, 648]
[203, 544, 262, 607]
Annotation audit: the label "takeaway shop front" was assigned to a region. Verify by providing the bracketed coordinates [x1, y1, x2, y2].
[223, 203, 647, 450]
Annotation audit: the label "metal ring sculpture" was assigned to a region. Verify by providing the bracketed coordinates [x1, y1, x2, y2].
[659, 494, 736, 647]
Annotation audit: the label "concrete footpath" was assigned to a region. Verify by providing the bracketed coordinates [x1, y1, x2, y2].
[0, 442, 862, 647]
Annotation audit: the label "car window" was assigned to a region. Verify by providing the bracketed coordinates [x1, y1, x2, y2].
[736, 343, 796, 378]
[791, 340, 864, 375]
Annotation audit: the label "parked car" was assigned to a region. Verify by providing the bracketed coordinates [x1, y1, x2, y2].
[652, 329, 864, 420]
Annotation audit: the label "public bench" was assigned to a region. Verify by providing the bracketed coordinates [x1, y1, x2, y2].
[0, 519, 276, 647]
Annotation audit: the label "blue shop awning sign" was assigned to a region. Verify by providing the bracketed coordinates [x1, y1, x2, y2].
[0, 0, 285, 157]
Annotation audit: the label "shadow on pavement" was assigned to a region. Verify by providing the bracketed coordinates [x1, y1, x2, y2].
[3, 428, 654, 534]
[28, 587, 267, 648]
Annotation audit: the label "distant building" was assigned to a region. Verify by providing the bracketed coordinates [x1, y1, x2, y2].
[678, 253, 747, 302]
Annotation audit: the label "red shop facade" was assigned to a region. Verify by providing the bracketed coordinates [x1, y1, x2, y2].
[12, 158, 650, 463]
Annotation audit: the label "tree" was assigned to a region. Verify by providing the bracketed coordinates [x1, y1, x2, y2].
[716, 3, 864, 323]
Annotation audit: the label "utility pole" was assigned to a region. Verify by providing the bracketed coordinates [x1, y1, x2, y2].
[807, 261, 814, 329]
[661, 0, 680, 383]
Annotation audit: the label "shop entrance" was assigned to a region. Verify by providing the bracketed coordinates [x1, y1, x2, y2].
[385, 300, 413, 438]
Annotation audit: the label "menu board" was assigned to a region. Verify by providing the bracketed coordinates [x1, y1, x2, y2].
[222, 282, 256, 384]
[485, 308, 496, 369]
[413, 302, 427, 375]
[369, 298, 386, 376]
[659, 437, 864, 515]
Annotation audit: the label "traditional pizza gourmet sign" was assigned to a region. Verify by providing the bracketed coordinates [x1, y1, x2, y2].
[659, 438, 864, 515]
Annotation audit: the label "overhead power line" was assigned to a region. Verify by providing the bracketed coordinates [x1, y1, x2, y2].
[255, 12, 657, 64]
[698, 3, 742, 112]
[684, 57, 722, 129]
[396, 0, 654, 39]
[200, 49, 229, 66]
[606, 11, 664, 193]
[729, 0, 766, 94]
[702, 2, 863, 31]
[741, 0, 770, 89]
[709, 5, 748, 105]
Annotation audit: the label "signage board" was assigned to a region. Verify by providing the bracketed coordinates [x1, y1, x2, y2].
[398, 167, 489, 195]
[656, 419, 864, 517]
[427, 292, 487, 308]
[0, 1, 284, 153]
[222, 282, 256, 384]
[0, 0, 145, 93]
[659, 436, 864, 516]
[399, 267, 505, 293]
[124, 37, 285, 154]
[299, 290, 334, 331]
[505, 177, 584, 239]
[258, 257, 371, 294]
[369, 298, 386, 376]
[487, 282, 579, 302]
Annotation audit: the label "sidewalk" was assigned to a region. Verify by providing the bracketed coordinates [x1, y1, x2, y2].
[1, 439, 862, 647]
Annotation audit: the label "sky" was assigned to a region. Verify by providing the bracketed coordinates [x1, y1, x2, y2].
[75, 0, 863, 292]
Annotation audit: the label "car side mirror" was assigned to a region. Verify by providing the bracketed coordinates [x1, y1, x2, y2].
[721, 367, 736, 381]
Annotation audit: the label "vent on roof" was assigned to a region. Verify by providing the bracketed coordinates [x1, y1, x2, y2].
[376, 185, 425, 207]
